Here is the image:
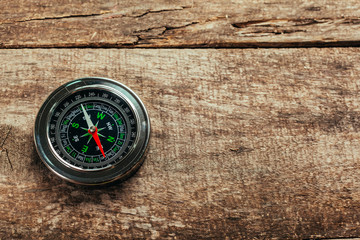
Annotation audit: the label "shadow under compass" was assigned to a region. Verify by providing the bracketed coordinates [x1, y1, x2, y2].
[28, 142, 149, 206]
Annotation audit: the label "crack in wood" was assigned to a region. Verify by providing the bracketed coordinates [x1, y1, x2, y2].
[231, 18, 330, 28]
[0, 12, 111, 25]
[134, 21, 200, 37]
[243, 29, 306, 35]
[342, 19, 360, 25]
[230, 146, 254, 154]
[229, 17, 360, 37]
[163, 21, 199, 32]
[304, 6, 322, 11]
[231, 17, 360, 30]
[232, 20, 271, 28]
[0, 6, 192, 27]
[0, 127, 11, 148]
[133, 26, 166, 34]
[97, 6, 192, 21]
[131, 6, 191, 18]
[4, 149, 13, 171]
[0, 127, 13, 171]
[132, 21, 199, 44]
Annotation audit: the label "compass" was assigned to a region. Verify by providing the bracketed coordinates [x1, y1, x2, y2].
[34, 77, 150, 185]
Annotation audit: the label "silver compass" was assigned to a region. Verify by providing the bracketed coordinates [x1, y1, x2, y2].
[34, 77, 150, 185]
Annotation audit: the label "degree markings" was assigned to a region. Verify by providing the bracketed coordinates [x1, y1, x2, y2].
[64, 102, 125, 161]
[48, 88, 138, 170]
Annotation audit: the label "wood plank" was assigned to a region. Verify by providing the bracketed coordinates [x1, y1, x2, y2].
[1, 0, 360, 48]
[1, 49, 360, 239]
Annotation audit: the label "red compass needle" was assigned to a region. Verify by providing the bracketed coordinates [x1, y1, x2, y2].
[88, 126, 106, 158]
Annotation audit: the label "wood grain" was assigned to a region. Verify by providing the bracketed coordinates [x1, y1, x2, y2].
[1, 48, 360, 239]
[1, 0, 360, 48]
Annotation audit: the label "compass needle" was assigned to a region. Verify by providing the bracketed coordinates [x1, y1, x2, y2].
[34, 77, 150, 185]
[88, 126, 106, 158]
[81, 104, 94, 128]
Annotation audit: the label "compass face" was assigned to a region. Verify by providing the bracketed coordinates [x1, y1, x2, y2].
[34, 78, 150, 185]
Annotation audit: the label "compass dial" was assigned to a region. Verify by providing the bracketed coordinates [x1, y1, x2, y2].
[34, 77, 150, 185]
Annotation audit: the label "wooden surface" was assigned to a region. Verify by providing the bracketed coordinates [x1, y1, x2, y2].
[1, 49, 360, 239]
[1, 0, 360, 48]
[2, 0, 360, 239]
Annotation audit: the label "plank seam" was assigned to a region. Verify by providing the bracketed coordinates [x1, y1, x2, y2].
[1, 41, 360, 49]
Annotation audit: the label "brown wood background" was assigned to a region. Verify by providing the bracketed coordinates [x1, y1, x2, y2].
[1, 1, 360, 239]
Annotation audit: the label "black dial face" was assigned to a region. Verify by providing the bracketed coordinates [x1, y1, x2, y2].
[48, 88, 138, 170]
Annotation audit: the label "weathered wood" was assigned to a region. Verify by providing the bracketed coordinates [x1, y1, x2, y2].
[1, 0, 360, 48]
[1, 48, 360, 239]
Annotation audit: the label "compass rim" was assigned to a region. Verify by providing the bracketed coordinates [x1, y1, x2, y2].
[34, 77, 151, 185]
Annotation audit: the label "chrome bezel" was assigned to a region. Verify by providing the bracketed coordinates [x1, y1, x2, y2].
[34, 77, 150, 185]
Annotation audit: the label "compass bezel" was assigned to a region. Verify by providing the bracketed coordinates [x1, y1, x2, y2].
[34, 77, 150, 185]
[49, 88, 138, 172]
